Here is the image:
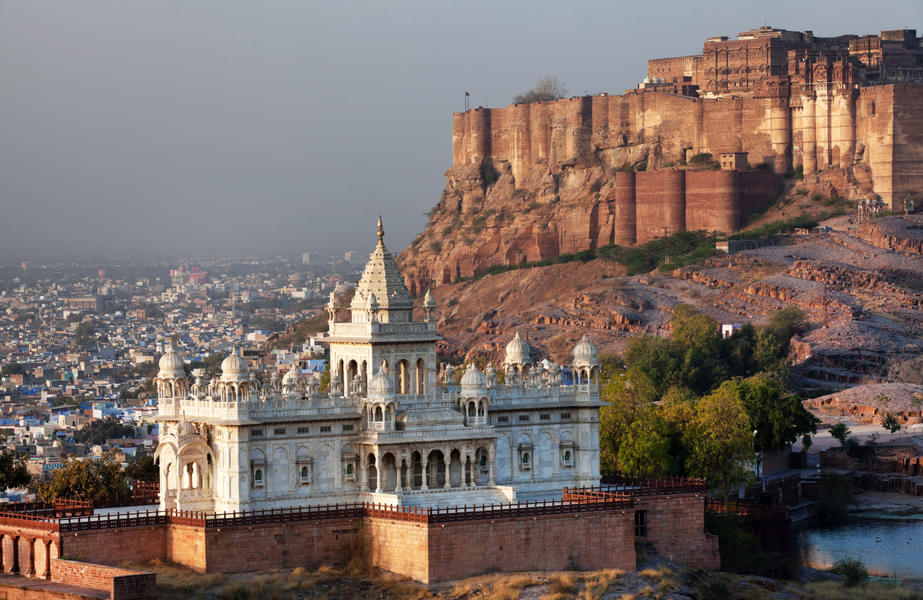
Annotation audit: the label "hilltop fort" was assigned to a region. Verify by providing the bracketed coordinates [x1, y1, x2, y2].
[400, 26, 923, 294]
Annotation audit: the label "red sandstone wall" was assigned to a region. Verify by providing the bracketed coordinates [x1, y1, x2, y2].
[202, 518, 355, 573]
[366, 517, 429, 583]
[62, 527, 166, 567]
[891, 84, 923, 207]
[425, 510, 636, 584]
[636, 170, 685, 243]
[634, 493, 718, 569]
[51, 559, 156, 600]
[614, 171, 637, 245]
[685, 170, 740, 234]
[167, 524, 207, 572]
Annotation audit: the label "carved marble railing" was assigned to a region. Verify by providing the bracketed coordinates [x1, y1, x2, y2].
[328, 320, 437, 338]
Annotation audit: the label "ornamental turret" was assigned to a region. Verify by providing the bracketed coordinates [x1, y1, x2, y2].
[572, 335, 600, 384]
[155, 345, 187, 400]
[503, 332, 532, 382]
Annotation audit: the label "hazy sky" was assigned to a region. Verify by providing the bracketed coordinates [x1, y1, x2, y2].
[2, 1, 920, 261]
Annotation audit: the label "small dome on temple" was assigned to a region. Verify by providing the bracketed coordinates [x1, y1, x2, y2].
[503, 332, 531, 366]
[368, 363, 394, 397]
[282, 363, 304, 386]
[572, 335, 599, 366]
[220, 348, 250, 382]
[460, 363, 487, 390]
[158, 346, 185, 378]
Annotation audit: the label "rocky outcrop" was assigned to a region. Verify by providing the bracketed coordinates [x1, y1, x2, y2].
[858, 215, 923, 255]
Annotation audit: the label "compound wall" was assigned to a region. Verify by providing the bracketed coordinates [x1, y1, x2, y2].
[425, 509, 636, 584]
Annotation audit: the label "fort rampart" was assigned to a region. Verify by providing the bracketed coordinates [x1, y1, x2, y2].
[451, 84, 923, 207]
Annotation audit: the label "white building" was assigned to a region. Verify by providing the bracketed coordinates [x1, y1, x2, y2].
[154, 219, 603, 512]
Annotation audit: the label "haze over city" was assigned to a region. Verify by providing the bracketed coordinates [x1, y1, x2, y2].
[1, 0, 920, 260]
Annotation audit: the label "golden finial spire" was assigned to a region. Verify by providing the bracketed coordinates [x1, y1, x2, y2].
[377, 216, 384, 243]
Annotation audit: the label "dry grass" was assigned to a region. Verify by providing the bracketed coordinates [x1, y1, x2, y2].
[581, 568, 624, 600]
[638, 568, 661, 579]
[488, 574, 539, 600]
[636, 585, 655, 599]
[547, 573, 577, 595]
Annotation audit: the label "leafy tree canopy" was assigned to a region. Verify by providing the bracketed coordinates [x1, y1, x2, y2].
[37, 455, 128, 503]
[0, 451, 30, 491]
[124, 455, 158, 483]
[74, 417, 137, 446]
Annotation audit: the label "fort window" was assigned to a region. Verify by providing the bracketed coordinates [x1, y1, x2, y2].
[560, 413, 571, 420]
[540, 413, 551, 421]
[635, 510, 648, 538]
[251, 429, 263, 437]
[870, 101, 876, 115]
[345, 462, 355, 480]
[253, 468, 264, 488]
[319, 425, 332, 433]
[521, 452, 531, 470]
[518, 415, 530, 422]
[496, 415, 509, 423]
[297, 426, 310, 434]
[342, 424, 354, 432]
[561, 448, 574, 468]
[273, 428, 286, 435]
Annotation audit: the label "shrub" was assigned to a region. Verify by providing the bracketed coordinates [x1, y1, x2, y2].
[480, 162, 500, 186]
[830, 557, 869, 587]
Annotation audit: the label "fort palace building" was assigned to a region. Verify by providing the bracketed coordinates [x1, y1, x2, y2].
[154, 219, 603, 513]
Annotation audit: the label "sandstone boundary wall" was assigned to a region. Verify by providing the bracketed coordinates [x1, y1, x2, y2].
[0, 481, 718, 585]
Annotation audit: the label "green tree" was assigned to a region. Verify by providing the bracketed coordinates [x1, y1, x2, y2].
[829, 423, 851, 446]
[615, 405, 671, 475]
[883, 413, 901, 439]
[74, 417, 137, 445]
[37, 455, 128, 503]
[72, 322, 96, 350]
[124, 455, 159, 483]
[0, 450, 30, 490]
[1, 362, 26, 377]
[685, 386, 755, 505]
[730, 375, 818, 452]
[599, 372, 637, 475]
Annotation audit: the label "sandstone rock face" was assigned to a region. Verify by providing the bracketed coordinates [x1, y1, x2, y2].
[858, 215, 923, 255]
[804, 383, 923, 425]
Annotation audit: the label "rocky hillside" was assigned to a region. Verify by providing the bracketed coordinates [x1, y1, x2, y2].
[424, 215, 923, 390]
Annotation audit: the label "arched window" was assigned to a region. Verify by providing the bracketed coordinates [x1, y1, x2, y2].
[522, 452, 530, 465]
[253, 469, 263, 487]
[346, 463, 354, 476]
[301, 465, 308, 478]
[480, 454, 487, 468]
